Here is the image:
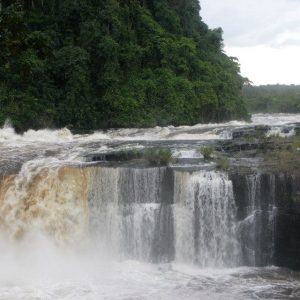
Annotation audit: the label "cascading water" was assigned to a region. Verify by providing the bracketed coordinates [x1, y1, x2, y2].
[1, 162, 241, 266]
[174, 171, 240, 267]
[88, 167, 166, 261]
[89, 167, 175, 262]
[0, 163, 279, 268]
[87, 167, 241, 266]
[0, 159, 90, 244]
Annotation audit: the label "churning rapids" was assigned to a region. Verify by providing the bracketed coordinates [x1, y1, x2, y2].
[0, 114, 300, 300]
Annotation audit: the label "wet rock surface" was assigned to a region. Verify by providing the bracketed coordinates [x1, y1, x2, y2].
[231, 172, 300, 270]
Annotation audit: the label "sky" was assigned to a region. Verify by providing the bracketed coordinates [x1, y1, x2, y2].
[200, 0, 300, 85]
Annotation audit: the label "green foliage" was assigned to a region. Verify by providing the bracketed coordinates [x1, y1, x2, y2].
[215, 156, 230, 171]
[0, 0, 248, 130]
[243, 85, 300, 113]
[144, 147, 172, 165]
[199, 146, 214, 160]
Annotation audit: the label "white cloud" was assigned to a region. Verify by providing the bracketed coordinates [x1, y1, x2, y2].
[200, 0, 300, 84]
[226, 46, 300, 85]
[201, 0, 300, 47]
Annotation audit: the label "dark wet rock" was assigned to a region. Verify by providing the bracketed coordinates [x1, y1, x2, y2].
[294, 123, 300, 136]
[86, 149, 143, 162]
[218, 137, 291, 156]
[231, 125, 270, 140]
[231, 172, 300, 270]
[274, 175, 300, 270]
[219, 140, 262, 153]
[44, 149, 61, 157]
[231, 173, 275, 267]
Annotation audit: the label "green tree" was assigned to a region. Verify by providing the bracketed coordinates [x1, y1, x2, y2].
[0, 0, 248, 130]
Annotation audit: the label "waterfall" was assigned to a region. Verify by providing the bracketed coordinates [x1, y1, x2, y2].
[88, 167, 240, 266]
[0, 159, 90, 245]
[174, 171, 240, 267]
[0, 162, 242, 267]
[88, 167, 174, 262]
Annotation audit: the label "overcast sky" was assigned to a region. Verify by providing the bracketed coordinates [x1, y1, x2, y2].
[200, 0, 300, 85]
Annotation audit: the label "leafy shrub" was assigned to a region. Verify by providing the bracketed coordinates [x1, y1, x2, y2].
[216, 156, 230, 171]
[199, 146, 214, 160]
[144, 148, 172, 166]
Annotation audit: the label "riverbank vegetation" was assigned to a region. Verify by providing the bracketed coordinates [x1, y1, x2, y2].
[144, 148, 172, 165]
[0, 0, 248, 130]
[199, 146, 214, 160]
[216, 156, 230, 171]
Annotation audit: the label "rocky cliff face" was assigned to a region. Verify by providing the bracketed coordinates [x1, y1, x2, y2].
[231, 173, 300, 269]
[274, 175, 300, 269]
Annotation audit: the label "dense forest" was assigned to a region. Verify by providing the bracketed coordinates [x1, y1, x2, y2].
[243, 85, 300, 113]
[0, 0, 248, 130]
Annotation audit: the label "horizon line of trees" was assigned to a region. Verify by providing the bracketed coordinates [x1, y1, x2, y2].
[243, 84, 300, 113]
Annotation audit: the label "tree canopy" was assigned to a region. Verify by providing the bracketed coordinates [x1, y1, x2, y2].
[0, 0, 248, 130]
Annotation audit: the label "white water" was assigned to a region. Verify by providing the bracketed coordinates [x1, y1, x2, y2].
[0, 113, 299, 146]
[174, 171, 240, 267]
[0, 240, 299, 300]
[0, 113, 298, 176]
[89, 167, 163, 261]
[266, 127, 295, 138]
[0, 233, 299, 300]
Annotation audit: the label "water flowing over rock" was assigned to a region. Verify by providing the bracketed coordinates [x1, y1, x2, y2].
[88, 167, 174, 262]
[0, 161, 299, 270]
[0, 160, 90, 244]
[174, 171, 240, 267]
[88, 168, 240, 266]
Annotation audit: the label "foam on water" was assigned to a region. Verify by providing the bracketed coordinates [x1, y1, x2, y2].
[252, 113, 300, 126]
[0, 114, 298, 148]
[172, 149, 201, 159]
[266, 127, 296, 138]
[0, 239, 298, 300]
[0, 125, 73, 145]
